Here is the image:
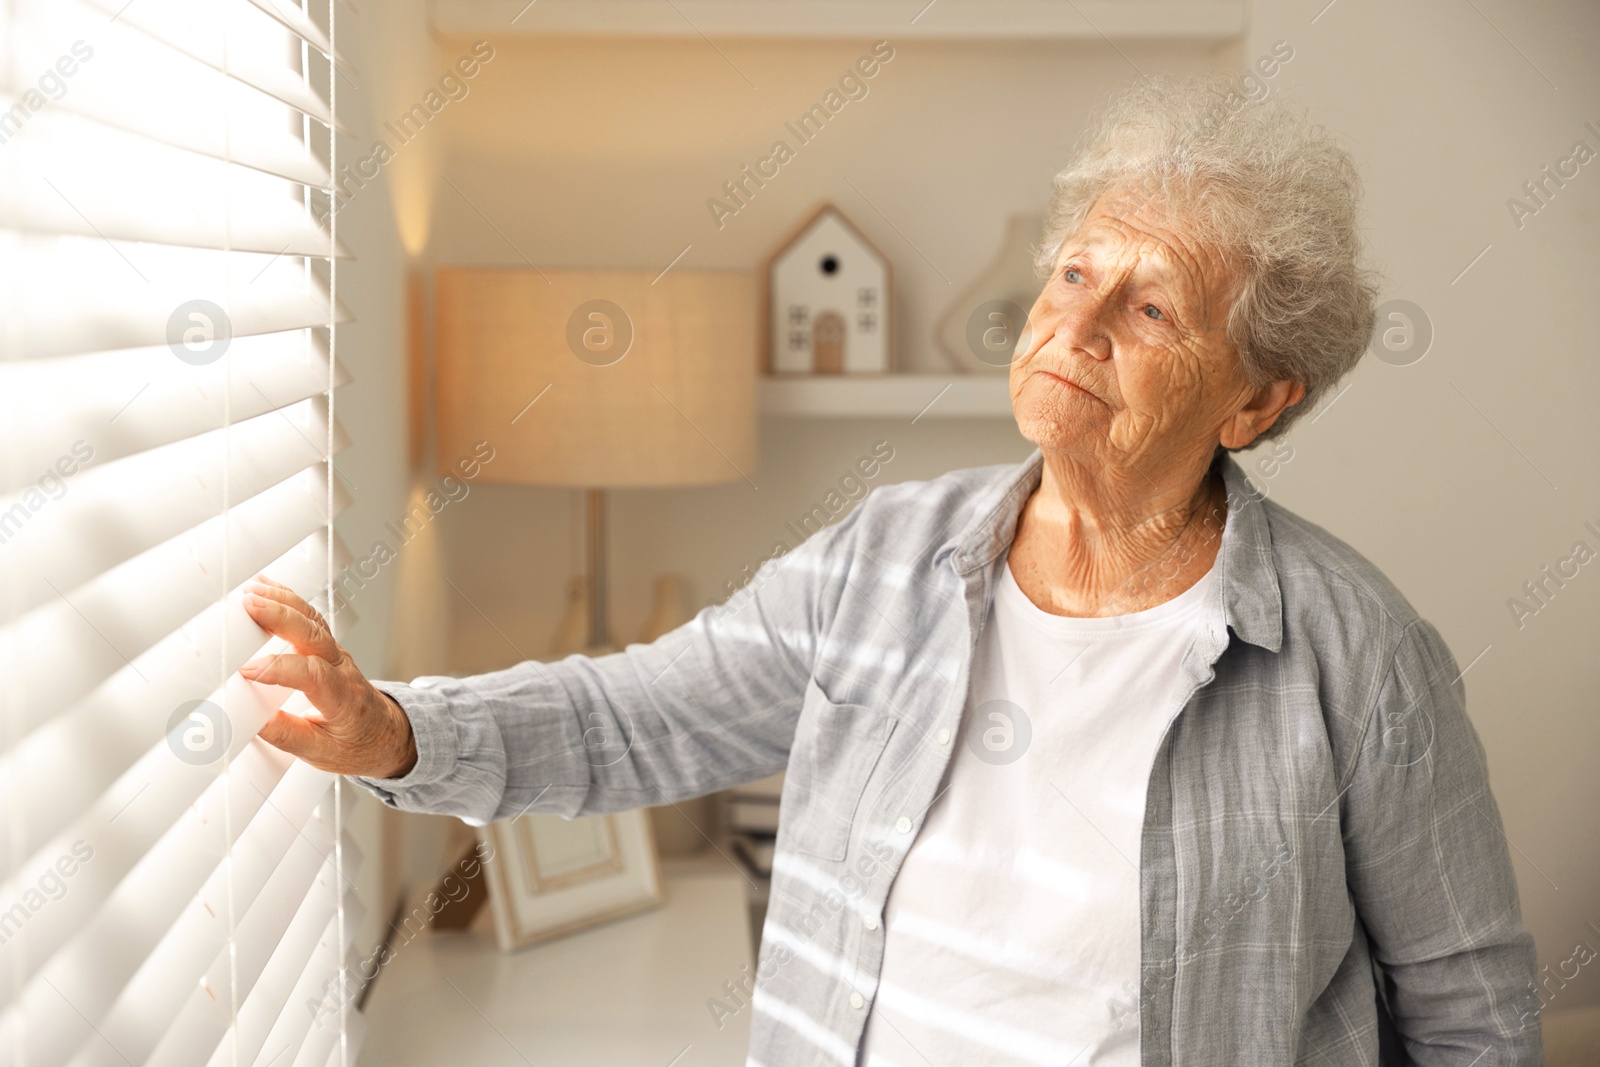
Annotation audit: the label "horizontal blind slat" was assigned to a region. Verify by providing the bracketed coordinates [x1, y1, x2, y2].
[69, 0, 348, 130]
[242, 898, 363, 1067]
[160, 855, 366, 1067]
[2, 761, 345, 1067]
[292, 982, 348, 1067]
[0, 536, 351, 874]
[0, 332, 347, 491]
[0, 468, 349, 741]
[0, 740, 296, 1065]
[0, 400, 348, 625]
[315, 988, 366, 1067]
[1, 108, 341, 254]
[85, 777, 340, 1066]
[0, 234, 352, 361]
[0, 547, 334, 963]
[240, 0, 351, 71]
[2, 6, 331, 185]
[210, 889, 363, 1067]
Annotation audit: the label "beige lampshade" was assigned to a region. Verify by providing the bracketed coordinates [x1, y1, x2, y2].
[435, 267, 757, 487]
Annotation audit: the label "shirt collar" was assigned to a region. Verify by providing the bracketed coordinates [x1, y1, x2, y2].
[940, 447, 1284, 653]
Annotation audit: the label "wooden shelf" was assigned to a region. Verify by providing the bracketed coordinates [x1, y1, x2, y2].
[432, 0, 1246, 41]
[760, 374, 1012, 419]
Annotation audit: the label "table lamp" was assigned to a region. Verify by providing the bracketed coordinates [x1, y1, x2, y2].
[434, 266, 757, 652]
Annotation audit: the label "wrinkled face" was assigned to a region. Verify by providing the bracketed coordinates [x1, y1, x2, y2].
[1010, 187, 1260, 472]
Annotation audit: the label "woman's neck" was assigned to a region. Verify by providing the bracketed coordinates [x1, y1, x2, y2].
[1007, 448, 1227, 618]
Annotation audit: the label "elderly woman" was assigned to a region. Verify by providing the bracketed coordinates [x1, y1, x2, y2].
[242, 78, 1540, 1065]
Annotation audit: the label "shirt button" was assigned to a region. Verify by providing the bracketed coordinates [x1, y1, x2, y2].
[850, 991, 866, 1010]
[863, 914, 879, 931]
[895, 816, 912, 834]
[936, 728, 951, 745]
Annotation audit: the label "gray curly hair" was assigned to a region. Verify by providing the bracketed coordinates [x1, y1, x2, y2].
[1034, 75, 1379, 447]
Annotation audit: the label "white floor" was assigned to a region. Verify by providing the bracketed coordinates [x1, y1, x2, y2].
[359, 858, 755, 1066]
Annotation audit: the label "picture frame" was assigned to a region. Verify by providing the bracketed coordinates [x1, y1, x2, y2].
[477, 808, 664, 952]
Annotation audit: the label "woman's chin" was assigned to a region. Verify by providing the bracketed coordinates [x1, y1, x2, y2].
[1011, 393, 1104, 453]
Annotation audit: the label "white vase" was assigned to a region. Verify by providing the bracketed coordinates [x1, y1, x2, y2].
[935, 213, 1047, 374]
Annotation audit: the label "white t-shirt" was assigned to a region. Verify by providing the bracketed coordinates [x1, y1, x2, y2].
[860, 555, 1216, 1067]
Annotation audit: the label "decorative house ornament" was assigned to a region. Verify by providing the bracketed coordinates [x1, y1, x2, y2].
[766, 204, 892, 375]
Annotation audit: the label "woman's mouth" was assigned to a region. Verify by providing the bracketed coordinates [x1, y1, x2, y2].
[1037, 369, 1096, 400]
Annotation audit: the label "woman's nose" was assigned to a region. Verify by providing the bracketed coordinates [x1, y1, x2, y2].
[1044, 295, 1113, 362]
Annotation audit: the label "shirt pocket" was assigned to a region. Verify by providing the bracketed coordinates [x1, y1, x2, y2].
[779, 675, 897, 863]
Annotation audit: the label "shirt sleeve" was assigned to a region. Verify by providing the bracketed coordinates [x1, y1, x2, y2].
[1341, 616, 1545, 1065]
[349, 502, 865, 827]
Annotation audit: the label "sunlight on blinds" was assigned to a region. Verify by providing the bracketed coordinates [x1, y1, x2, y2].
[0, 0, 362, 1064]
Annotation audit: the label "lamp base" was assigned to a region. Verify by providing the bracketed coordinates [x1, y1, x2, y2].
[585, 487, 612, 650]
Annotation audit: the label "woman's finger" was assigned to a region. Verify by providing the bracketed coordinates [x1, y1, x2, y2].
[239, 651, 348, 717]
[257, 709, 333, 769]
[249, 578, 335, 636]
[243, 592, 339, 661]
[246, 578, 326, 626]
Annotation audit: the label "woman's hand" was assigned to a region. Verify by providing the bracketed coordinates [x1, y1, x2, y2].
[239, 575, 417, 779]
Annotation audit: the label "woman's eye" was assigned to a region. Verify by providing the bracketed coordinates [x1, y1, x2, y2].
[1142, 304, 1164, 320]
[1063, 268, 1083, 284]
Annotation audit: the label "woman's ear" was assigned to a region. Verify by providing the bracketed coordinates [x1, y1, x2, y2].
[1219, 379, 1306, 451]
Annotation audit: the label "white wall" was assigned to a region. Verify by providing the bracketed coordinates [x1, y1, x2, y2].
[337, 1, 1600, 1013]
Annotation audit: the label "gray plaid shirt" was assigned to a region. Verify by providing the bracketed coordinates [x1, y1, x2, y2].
[357, 448, 1543, 1066]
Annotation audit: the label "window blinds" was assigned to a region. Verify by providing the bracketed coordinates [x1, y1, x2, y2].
[1, 0, 364, 1064]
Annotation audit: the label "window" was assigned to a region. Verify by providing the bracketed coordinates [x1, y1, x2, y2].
[1, 1, 362, 1063]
